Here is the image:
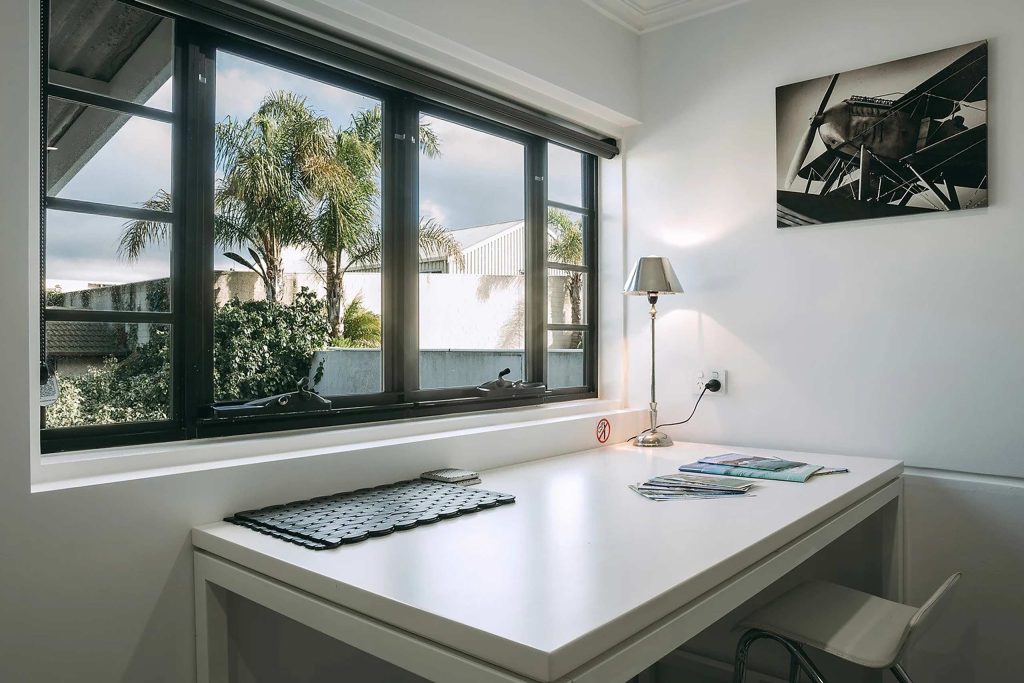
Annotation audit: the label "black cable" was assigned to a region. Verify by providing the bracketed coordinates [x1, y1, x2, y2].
[627, 384, 709, 442]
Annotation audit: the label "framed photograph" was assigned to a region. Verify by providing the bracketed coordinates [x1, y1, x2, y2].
[777, 41, 987, 227]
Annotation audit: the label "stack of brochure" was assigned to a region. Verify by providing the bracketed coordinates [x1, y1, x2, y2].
[629, 473, 754, 501]
[677, 453, 848, 483]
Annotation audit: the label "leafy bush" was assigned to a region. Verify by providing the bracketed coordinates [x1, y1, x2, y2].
[330, 294, 381, 348]
[47, 289, 333, 427]
[47, 327, 171, 427]
[213, 288, 330, 401]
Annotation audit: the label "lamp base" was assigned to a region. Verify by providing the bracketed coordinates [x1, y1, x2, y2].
[634, 430, 674, 448]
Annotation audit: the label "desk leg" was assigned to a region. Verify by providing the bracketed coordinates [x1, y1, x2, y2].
[195, 560, 230, 683]
[879, 477, 905, 604]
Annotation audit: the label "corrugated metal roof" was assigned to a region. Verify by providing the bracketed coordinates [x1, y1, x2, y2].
[452, 220, 523, 250]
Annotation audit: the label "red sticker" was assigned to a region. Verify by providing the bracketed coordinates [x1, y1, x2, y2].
[596, 418, 611, 444]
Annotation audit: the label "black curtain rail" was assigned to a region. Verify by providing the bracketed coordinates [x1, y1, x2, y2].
[138, 0, 620, 158]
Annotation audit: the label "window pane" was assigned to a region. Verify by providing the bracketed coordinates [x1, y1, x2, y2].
[547, 143, 583, 207]
[48, 0, 173, 110]
[547, 206, 586, 268]
[547, 331, 585, 389]
[418, 115, 525, 389]
[548, 270, 587, 326]
[46, 98, 173, 207]
[44, 322, 171, 427]
[212, 51, 384, 401]
[46, 209, 171, 312]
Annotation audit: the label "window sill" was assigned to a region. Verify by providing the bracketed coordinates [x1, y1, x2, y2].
[32, 398, 641, 492]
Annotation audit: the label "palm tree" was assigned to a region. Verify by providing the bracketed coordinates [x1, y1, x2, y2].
[121, 92, 348, 302]
[302, 105, 461, 339]
[121, 98, 462, 340]
[547, 207, 584, 348]
[332, 294, 381, 348]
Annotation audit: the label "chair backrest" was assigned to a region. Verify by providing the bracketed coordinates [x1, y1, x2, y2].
[901, 572, 962, 654]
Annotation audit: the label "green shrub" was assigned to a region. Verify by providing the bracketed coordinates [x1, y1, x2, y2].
[47, 289, 332, 427]
[47, 327, 171, 427]
[213, 288, 330, 401]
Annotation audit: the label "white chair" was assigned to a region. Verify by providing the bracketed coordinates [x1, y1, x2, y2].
[732, 573, 961, 683]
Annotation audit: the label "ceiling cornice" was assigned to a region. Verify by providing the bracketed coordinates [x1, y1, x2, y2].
[583, 0, 754, 34]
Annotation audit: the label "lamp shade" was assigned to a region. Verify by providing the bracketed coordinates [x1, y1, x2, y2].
[623, 256, 684, 295]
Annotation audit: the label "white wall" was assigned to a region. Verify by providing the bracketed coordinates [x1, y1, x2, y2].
[0, 1, 639, 682]
[261, 0, 642, 134]
[626, 0, 1024, 680]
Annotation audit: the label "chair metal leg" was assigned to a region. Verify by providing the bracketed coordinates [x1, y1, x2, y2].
[733, 629, 827, 683]
[890, 663, 914, 683]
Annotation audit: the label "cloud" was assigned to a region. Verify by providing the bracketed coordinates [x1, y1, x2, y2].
[47, 51, 534, 286]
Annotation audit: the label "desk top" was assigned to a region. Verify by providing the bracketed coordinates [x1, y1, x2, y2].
[193, 442, 901, 681]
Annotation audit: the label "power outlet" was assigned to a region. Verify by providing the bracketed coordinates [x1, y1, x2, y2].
[695, 368, 727, 396]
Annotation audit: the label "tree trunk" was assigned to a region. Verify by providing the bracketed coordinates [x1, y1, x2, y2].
[325, 261, 344, 340]
[264, 260, 284, 303]
[568, 273, 583, 349]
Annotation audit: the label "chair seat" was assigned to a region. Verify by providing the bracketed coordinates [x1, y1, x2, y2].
[740, 581, 918, 669]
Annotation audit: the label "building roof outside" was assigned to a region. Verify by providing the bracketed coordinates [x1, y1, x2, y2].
[47, 320, 128, 358]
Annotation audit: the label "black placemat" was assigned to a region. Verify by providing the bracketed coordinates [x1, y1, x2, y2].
[225, 479, 515, 550]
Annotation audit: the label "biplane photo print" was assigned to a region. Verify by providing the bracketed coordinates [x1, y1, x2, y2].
[776, 41, 988, 228]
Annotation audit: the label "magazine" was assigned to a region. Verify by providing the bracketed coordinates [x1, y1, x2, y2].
[678, 461, 823, 482]
[699, 453, 806, 471]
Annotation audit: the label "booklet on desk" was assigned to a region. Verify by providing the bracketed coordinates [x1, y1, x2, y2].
[698, 453, 806, 471]
[679, 457, 846, 482]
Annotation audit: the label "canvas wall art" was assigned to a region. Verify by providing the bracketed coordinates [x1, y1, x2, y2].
[776, 41, 987, 227]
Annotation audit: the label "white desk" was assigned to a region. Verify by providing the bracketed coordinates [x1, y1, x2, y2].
[193, 442, 903, 683]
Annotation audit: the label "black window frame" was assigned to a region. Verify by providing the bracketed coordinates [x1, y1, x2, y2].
[40, 0, 608, 453]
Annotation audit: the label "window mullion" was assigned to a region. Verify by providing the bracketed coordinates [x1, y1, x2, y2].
[584, 155, 599, 392]
[382, 95, 419, 396]
[178, 26, 217, 434]
[525, 138, 547, 386]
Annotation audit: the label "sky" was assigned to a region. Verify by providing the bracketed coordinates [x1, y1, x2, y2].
[776, 41, 987, 207]
[47, 50, 583, 291]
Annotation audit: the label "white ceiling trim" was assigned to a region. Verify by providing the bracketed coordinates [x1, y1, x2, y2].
[583, 0, 754, 34]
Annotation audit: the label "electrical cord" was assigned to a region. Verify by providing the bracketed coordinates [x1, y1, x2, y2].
[627, 379, 720, 442]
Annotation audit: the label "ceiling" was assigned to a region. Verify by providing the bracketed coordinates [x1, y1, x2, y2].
[583, 0, 753, 34]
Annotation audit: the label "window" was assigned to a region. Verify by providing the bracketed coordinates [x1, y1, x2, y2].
[546, 145, 596, 390]
[417, 113, 527, 390]
[40, 0, 606, 452]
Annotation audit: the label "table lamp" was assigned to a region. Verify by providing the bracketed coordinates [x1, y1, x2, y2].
[623, 256, 684, 447]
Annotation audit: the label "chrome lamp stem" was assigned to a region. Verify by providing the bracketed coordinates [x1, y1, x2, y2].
[636, 292, 673, 447]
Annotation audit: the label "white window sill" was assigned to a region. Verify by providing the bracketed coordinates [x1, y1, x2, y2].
[32, 399, 641, 493]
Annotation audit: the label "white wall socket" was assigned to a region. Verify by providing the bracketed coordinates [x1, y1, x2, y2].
[695, 368, 727, 396]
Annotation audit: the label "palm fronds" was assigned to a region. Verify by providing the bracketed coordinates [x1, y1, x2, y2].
[418, 216, 465, 270]
[118, 190, 172, 261]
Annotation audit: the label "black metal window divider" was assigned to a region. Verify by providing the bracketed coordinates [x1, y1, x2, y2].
[40, 0, 606, 453]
